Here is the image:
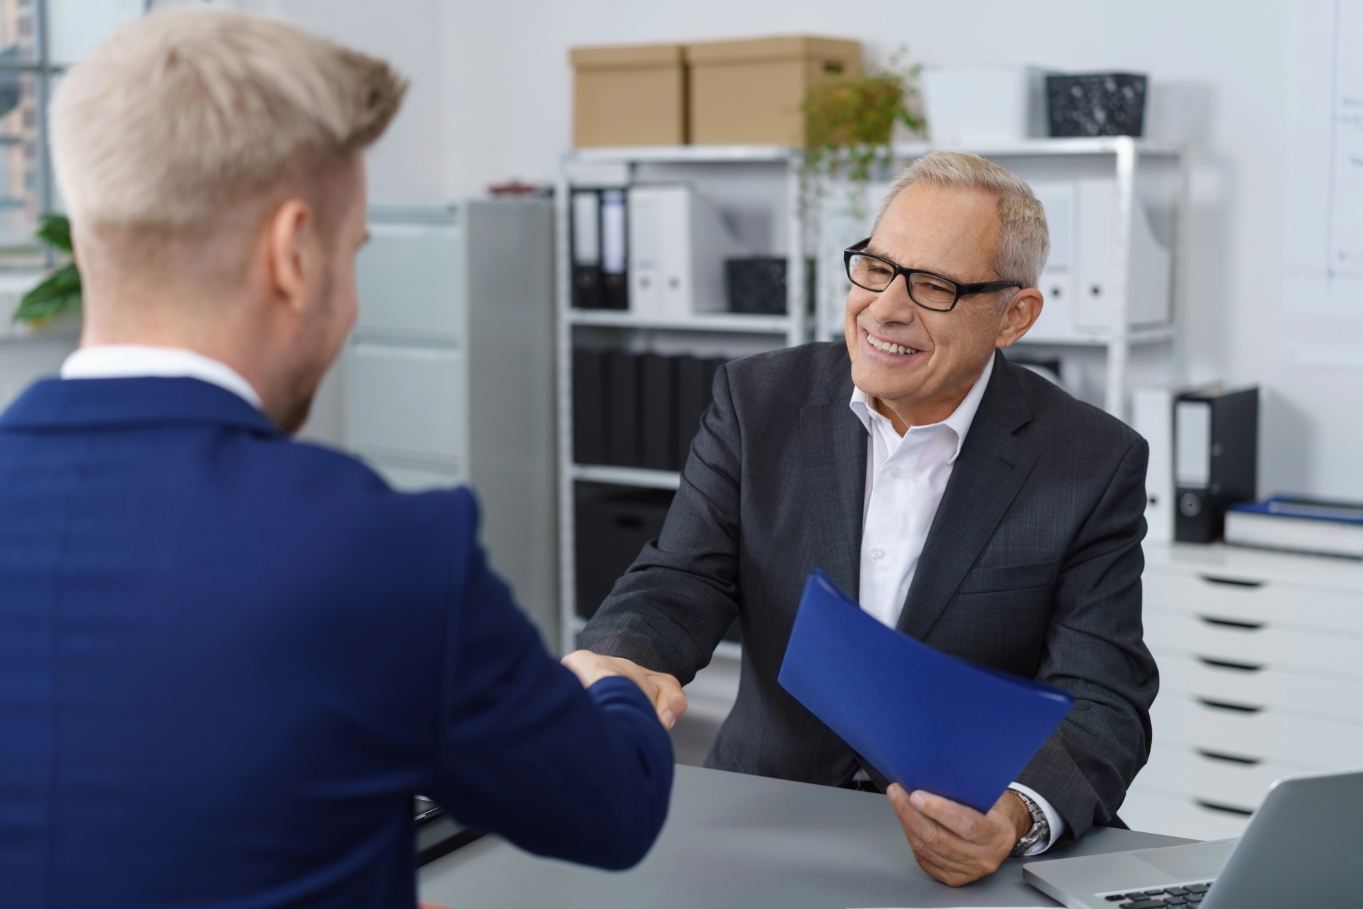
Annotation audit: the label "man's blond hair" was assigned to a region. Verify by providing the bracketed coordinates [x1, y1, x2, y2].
[51, 7, 407, 235]
[876, 151, 1050, 305]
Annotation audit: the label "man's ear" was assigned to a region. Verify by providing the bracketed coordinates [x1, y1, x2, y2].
[994, 287, 1044, 348]
[265, 199, 318, 315]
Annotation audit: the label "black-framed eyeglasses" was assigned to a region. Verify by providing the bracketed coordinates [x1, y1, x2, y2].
[842, 239, 1021, 313]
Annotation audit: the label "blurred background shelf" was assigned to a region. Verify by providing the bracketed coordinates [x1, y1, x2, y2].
[568, 308, 795, 334]
[570, 464, 682, 490]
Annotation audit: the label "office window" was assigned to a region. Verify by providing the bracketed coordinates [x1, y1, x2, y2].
[0, 0, 144, 267]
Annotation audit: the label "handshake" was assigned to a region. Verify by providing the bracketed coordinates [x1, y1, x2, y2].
[561, 650, 688, 731]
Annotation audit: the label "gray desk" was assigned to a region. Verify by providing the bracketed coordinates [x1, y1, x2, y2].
[420, 765, 1193, 908]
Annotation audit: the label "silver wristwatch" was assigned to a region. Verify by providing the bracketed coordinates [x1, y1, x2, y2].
[1009, 789, 1050, 857]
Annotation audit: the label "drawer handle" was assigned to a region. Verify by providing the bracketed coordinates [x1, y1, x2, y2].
[1196, 656, 1264, 673]
[1199, 574, 1265, 589]
[1196, 696, 1264, 714]
[1198, 615, 1265, 631]
[1195, 799, 1255, 817]
[1196, 748, 1262, 766]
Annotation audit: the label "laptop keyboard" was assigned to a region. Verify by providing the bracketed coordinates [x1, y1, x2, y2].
[1102, 880, 1213, 908]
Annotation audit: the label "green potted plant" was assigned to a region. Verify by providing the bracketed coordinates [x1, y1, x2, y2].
[803, 49, 926, 185]
[13, 213, 81, 327]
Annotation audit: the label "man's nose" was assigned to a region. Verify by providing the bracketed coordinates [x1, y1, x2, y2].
[867, 276, 918, 323]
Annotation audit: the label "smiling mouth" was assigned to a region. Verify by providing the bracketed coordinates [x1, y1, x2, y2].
[867, 334, 922, 356]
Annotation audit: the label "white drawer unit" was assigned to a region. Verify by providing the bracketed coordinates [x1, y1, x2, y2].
[1144, 608, 1363, 679]
[1126, 543, 1363, 839]
[1152, 647, 1363, 722]
[1134, 742, 1306, 816]
[1149, 691, 1363, 770]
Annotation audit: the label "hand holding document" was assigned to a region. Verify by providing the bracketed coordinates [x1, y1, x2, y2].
[778, 570, 1073, 814]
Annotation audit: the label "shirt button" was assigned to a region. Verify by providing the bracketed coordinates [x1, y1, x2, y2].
[869, 548, 884, 560]
[889, 466, 901, 478]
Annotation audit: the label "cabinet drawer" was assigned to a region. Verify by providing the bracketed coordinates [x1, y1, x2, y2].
[1120, 786, 1251, 841]
[355, 220, 463, 340]
[368, 460, 464, 493]
[349, 342, 466, 466]
[1153, 647, 1363, 722]
[1145, 608, 1363, 679]
[1134, 742, 1297, 815]
[1145, 570, 1363, 634]
[1151, 692, 1362, 768]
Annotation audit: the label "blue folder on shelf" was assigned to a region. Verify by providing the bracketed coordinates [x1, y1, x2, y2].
[777, 569, 1074, 814]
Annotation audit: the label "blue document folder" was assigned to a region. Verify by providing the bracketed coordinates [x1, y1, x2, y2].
[777, 569, 1074, 814]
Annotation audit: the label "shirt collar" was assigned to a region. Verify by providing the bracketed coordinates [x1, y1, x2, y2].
[60, 345, 264, 411]
[848, 352, 996, 462]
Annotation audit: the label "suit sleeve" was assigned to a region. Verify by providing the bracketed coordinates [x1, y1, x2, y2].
[1015, 435, 1159, 842]
[577, 365, 744, 685]
[426, 489, 673, 870]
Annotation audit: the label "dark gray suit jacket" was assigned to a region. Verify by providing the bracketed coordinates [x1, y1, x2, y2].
[580, 343, 1158, 843]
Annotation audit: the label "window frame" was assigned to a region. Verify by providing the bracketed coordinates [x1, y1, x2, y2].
[0, 0, 153, 263]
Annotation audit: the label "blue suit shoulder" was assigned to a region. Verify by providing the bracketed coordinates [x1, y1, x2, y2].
[248, 435, 481, 535]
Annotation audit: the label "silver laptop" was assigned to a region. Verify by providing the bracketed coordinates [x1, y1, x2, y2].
[1023, 768, 1363, 909]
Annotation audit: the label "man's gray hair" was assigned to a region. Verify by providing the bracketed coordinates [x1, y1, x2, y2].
[51, 7, 407, 234]
[875, 151, 1050, 303]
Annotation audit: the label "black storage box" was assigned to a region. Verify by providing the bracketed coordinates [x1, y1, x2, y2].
[724, 257, 818, 315]
[726, 256, 788, 314]
[572, 481, 739, 642]
[1046, 73, 1147, 138]
[574, 483, 675, 621]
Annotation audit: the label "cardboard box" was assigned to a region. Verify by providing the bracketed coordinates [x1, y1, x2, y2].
[687, 36, 862, 145]
[570, 44, 687, 147]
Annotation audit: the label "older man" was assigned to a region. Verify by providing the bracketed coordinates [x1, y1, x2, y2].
[0, 9, 679, 909]
[581, 152, 1158, 886]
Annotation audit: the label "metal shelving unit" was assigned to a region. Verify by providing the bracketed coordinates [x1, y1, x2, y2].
[555, 138, 1186, 655]
[554, 145, 807, 655]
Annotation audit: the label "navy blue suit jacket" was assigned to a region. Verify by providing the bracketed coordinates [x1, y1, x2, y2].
[0, 377, 673, 908]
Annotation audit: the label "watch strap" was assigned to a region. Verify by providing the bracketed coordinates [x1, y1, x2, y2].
[1009, 788, 1050, 857]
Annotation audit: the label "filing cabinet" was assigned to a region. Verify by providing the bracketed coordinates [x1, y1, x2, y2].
[346, 199, 559, 643]
[1123, 543, 1363, 840]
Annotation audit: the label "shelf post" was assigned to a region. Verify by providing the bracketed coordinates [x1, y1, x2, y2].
[1106, 137, 1137, 420]
[786, 149, 807, 348]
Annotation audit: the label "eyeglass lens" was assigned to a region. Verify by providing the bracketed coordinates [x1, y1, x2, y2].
[846, 253, 958, 311]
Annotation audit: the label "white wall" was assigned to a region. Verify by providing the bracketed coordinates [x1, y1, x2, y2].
[419, 0, 1354, 500]
[158, 0, 1359, 500]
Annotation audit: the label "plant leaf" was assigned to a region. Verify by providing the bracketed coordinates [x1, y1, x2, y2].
[13, 262, 81, 326]
[35, 213, 73, 253]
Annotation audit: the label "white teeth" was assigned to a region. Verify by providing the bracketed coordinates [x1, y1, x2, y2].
[869, 335, 917, 356]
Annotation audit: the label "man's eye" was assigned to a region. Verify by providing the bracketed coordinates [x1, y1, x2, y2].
[857, 260, 891, 276]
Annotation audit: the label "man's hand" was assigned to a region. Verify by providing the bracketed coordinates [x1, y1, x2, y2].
[560, 650, 688, 730]
[887, 785, 1032, 887]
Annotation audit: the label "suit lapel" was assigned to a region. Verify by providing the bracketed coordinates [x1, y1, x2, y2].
[896, 352, 1039, 641]
[799, 365, 867, 601]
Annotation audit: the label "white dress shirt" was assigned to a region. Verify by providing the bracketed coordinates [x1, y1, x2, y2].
[60, 345, 264, 411]
[848, 354, 1064, 854]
